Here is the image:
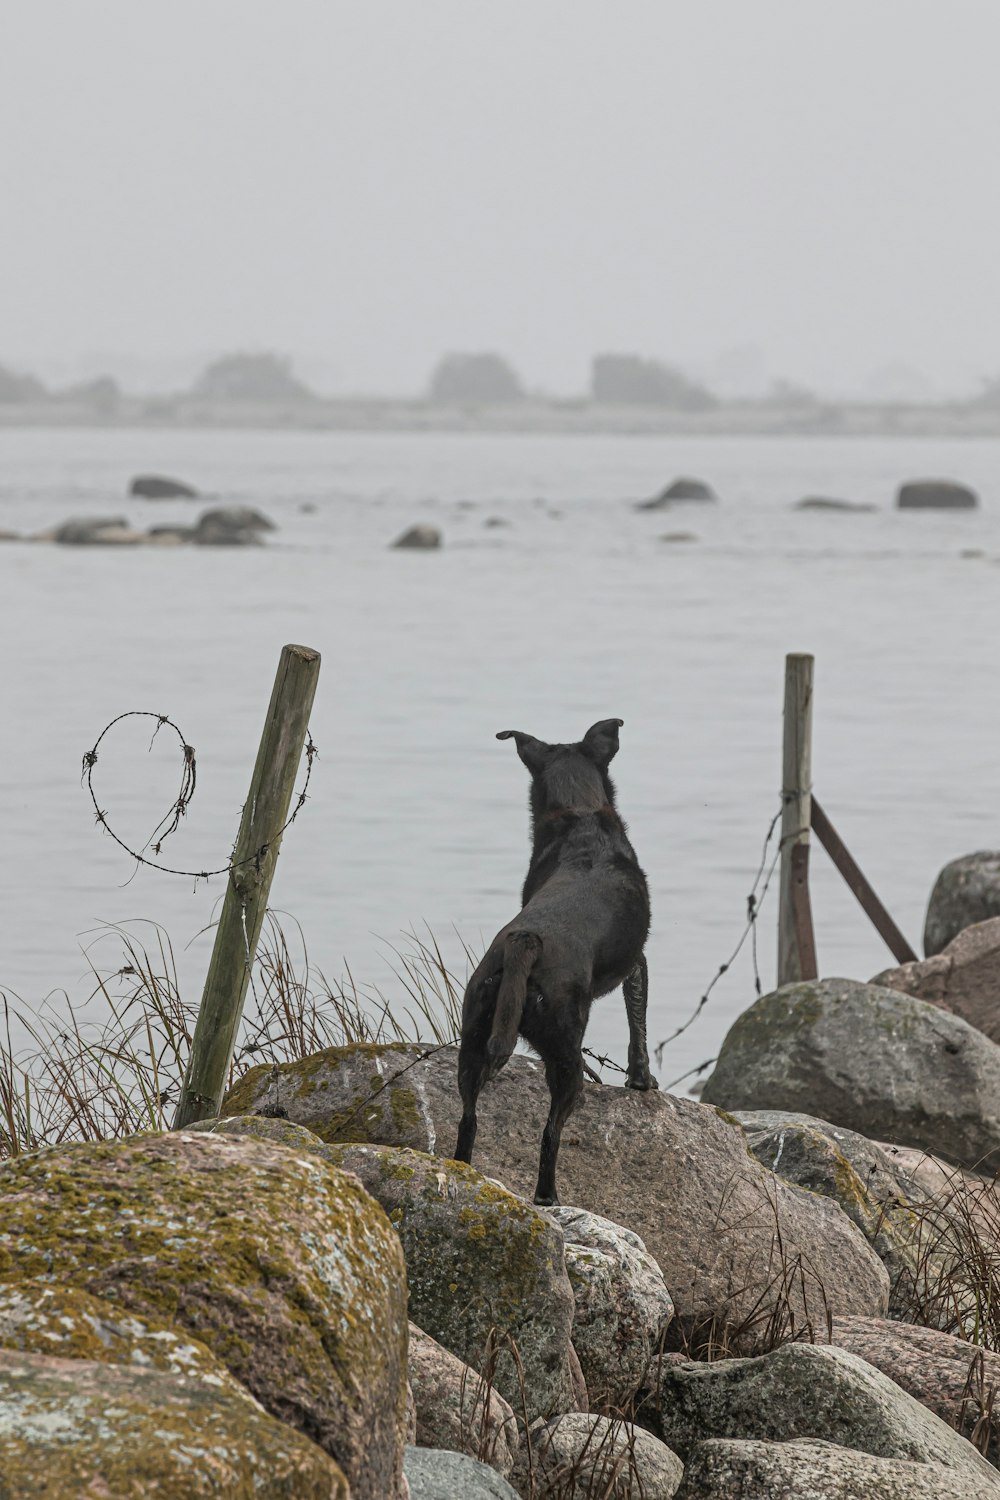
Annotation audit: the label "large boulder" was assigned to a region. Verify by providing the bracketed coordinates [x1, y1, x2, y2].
[407, 1322, 519, 1479]
[129, 473, 199, 498]
[897, 479, 978, 510]
[223, 1044, 890, 1350]
[829, 1315, 1000, 1467]
[876, 917, 1000, 1044]
[702, 978, 1000, 1171]
[0, 1348, 347, 1498]
[519, 1413, 683, 1498]
[320, 1142, 578, 1422]
[925, 855, 1000, 957]
[0, 1131, 409, 1500]
[646, 1342, 997, 1488]
[546, 1205, 674, 1409]
[733, 1110, 923, 1314]
[676, 1438, 1000, 1499]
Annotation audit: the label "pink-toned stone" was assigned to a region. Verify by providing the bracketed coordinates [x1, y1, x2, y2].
[874, 917, 1000, 1045]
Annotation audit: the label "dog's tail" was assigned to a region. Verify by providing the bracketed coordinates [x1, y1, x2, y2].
[485, 930, 542, 1080]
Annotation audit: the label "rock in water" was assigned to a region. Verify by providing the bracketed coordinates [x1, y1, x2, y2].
[795, 496, 876, 512]
[129, 474, 198, 499]
[701, 977, 1000, 1171]
[897, 479, 978, 510]
[52, 516, 144, 545]
[392, 524, 442, 549]
[129, 474, 199, 499]
[924, 852, 1000, 955]
[635, 476, 717, 510]
[0, 1131, 409, 1500]
[193, 505, 276, 545]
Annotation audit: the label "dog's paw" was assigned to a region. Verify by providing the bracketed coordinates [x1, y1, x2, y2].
[625, 1073, 659, 1092]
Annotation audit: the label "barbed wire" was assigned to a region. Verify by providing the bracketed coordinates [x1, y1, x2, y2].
[653, 800, 784, 1069]
[82, 710, 317, 881]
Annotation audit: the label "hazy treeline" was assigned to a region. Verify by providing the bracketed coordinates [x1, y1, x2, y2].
[3, 349, 1000, 413]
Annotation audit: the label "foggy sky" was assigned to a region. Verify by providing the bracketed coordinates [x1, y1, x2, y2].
[2, 2, 998, 397]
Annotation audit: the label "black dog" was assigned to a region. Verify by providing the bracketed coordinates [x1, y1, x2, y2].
[453, 718, 656, 1206]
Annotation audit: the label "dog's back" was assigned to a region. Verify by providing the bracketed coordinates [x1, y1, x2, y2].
[454, 719, 655, 1205]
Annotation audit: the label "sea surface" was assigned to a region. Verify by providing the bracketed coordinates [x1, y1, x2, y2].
[2, 426, 999, 1092]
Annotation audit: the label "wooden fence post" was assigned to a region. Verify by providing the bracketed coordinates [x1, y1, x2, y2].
[778, 653, 817, 986]
[172, 643, 321, 1128]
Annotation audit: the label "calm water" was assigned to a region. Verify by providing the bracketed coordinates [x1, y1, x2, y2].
[2, 426, 999, 1089]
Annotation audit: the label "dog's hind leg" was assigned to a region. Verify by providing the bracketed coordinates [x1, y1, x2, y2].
[454, 1032, 489, 1166]
[454, 977, 494, 1166]
[534, 1045, 584, 1207]
[623, 954, 658, 1090]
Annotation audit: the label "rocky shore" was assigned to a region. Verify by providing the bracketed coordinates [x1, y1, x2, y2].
[3, 394, 1000, 438]
[6, 874, 1000, 1494]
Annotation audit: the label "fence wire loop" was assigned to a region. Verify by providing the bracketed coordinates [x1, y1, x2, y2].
[82, 710, 317, 881]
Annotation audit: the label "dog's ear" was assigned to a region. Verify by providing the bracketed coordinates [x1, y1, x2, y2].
[496, 729, 550, 775]
[581, 718, 623, 768]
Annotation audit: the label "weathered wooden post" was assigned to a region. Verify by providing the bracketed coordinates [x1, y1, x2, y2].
[173, 643, 321, 1128]
[777, 652, 817, 986]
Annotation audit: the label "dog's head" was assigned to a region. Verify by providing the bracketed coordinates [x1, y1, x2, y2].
[496, 719, 623, 812]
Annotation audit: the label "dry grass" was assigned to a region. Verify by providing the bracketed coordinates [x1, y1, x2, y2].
[666, 1171, 833, 1362]
[0, 914, 466, 1160]
[463, 1329, 652, 1499]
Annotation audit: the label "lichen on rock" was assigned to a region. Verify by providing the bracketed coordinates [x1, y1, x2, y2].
[0, 1129, 409, 1500]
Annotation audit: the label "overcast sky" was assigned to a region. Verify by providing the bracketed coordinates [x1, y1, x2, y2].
[2, 2, 998, 397]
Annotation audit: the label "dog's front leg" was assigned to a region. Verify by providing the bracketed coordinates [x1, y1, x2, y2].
[623, 954, 658, 1091]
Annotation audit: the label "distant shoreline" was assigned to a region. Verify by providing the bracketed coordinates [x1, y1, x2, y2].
[3, 397, 1000, 439]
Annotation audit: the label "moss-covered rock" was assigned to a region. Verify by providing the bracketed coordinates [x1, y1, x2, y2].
[0, 1281, 234, 1386]
[702, 978, 1000, 1171]
[320, 1143, 577, 1422]
[0, 1130, 408, 1500]
[222, 1041, 443, 1150]
[0, 1347, 347, 1498]
[733, 1111, 922, 1315]
[223, 1043, 890, 1351]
